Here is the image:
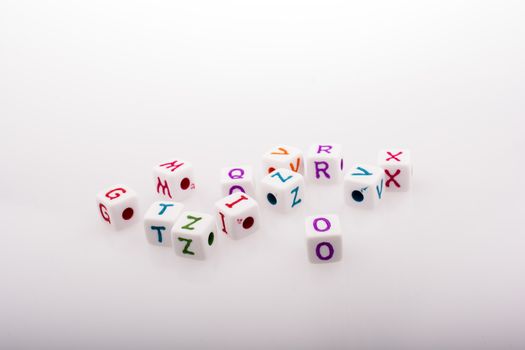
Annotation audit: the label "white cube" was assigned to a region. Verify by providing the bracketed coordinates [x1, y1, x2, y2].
[153, 159, 196, 201]
[220, 165, 255, 197]
[143, 201, 185, 247]
[262, 145, 304, 175]
[172, 211, 217, 260]
[305, 143, 343, 183]
[215, 193, 260, 240]
[344, 164, 385, 209]
[96, 184, 139, 230]
[377, 149, 412, 192]
[305, 215, 342, 264]
[260, 168, 304, 212]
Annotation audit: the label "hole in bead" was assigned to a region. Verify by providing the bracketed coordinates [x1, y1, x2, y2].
[242, 216, 254, 229]
[351, 190, 364, 202]
[122, 207, 134, 220]
[180, 177, 190, 190]
[267, 193, 277, 205]
[208, 232, 214, 246]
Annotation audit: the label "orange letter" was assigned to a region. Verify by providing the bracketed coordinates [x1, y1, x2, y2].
[289, 157, 301, 172]
[271, 147, 289, 155]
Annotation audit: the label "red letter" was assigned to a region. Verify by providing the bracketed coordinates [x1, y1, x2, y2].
[219, 212, 227, 234]
[105, 188, 126, 200]
[225, 194, 248, 209]
[156, 177, 172, 198]
[159, 160, 185, 172]
[99, 203, 111, 223]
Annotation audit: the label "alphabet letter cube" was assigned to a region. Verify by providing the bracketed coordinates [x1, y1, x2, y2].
[260, 168, 304, 212]
[305, 215, 342, 263]
[172, 212, 216, 260]
[377, 149, 412, 192]
[262, 145, 304, 175]
[143, 201, 185, 246]
[153, 159, 196, 201]
[215, 193, 260, 240]
[305, 144, 343, 183]
[96, 184, 138, 230]
[344, 164, 385, 209]
[220, 165, 255, 197]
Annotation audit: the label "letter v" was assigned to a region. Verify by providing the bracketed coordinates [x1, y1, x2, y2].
[351, 167, 373, 176]
[271, 147, 289, 155]
[289, 158, 301, 172]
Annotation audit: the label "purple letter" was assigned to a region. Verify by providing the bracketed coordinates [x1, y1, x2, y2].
[313, 217, 331, 232]
[314, 161, 330, 179]
[228, 185, 246, 195]
[228, 168, 245, 180]
[317, 145, 333, 154]
[315, 242, 334, 260]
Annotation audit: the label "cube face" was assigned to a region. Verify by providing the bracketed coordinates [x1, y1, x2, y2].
[344, 164, 385, 209]
[377, 149, 412, 192]
[262, 145, 304, 175]
[143, 201, 185, 247]
[215, 193, 260, 240]
[305, 144, 344, 183]
[305, 215, 342, 264]
[153, 159, 196, 201]
[220, 165, 255, 197]
[260, 168, 304, 212]
[172, 212, 216, 260]
[96, 184, 139, 230]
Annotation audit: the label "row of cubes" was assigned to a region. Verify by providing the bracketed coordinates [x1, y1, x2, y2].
[96, 145, 412, 263]
[97, 187, 342, 263]
[153, 145, 411, 208]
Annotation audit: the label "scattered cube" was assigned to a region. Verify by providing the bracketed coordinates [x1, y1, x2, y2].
[260, 168, 304, 212]
[215, 193, 260, 240]
[143, 201, 185, 246]
[305, 215, 342, 263]
[153, 159, 195, 201]
[262, 145, 304, 175]
[344, 164, 385, 209]
[220, 165, 255, 197]
[96, 184, 138, 230]
[172, 212, 216, 260]
[305, 143, 343, 183]
[377, 149, 412, 192]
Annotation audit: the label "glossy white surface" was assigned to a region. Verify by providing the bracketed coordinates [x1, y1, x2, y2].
[1, 1, 524, 349]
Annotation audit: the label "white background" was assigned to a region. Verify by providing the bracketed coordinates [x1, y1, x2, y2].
[1, 1, 524, 349]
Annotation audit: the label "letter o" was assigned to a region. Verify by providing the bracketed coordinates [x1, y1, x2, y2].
[312, 217, 331, 232]
[315, 242, 334, 261]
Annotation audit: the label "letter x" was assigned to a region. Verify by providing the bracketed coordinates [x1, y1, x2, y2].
[386, 151, 402, 162]
[385, 169, 401, 188]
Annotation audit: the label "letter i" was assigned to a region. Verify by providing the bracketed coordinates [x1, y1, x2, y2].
[219, 212, 228, 234]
